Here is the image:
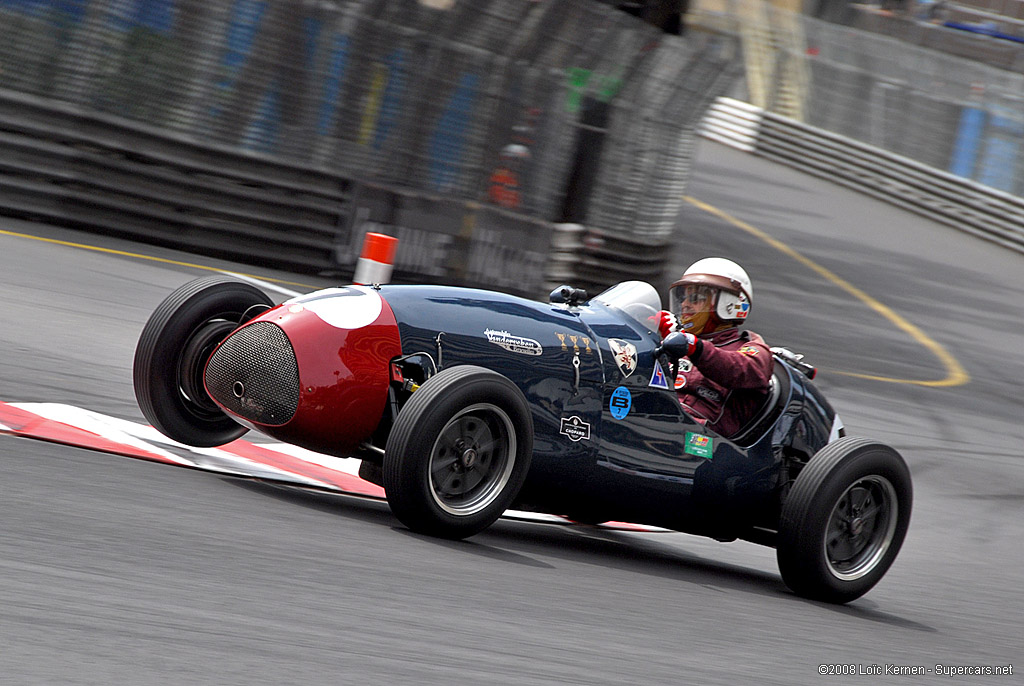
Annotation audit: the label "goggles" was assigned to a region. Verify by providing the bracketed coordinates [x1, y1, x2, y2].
[671, 284, 715, 308]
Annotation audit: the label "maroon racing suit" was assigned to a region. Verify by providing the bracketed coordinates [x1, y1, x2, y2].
[672, 328, 773, 438]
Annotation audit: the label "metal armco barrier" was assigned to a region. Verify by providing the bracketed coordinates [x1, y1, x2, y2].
[698, 97, 761, 152]
[701, 97, 1024, 255]
[0, 89, 352, 273]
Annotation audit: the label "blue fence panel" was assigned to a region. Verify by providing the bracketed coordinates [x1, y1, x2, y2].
[976, 112, 1024, 193]
[209, 0, 266, 122]
[135, 0, 175, 32]
[0, 0, 88, 20]
[427, 71, 479, 192]
[373, 48, 409, 151]
[950, 106, 986, 179]
[241, 85, 280, 152]
[316, 33, 350, 137]
[0, 0, 84, 16]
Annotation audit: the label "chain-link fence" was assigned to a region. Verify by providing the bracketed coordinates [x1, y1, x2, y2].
[0, 0, 741, 247]
[588, 29, 741, 239]
[851, 7, 1024, 73]
[691, 0, 1024, 197]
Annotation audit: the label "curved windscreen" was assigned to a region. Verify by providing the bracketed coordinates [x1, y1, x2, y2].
[592, 281, 662, 334]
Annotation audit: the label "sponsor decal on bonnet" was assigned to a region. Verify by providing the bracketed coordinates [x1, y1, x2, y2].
[684, 432, 714, 459]
[609, 386, 632, 420]
[609, 338, 638, 378]
[484, 329, 543, 356]
[556, 332, 593, 353]
[649, 360, 670, 389]
[559, 416, 592, 442]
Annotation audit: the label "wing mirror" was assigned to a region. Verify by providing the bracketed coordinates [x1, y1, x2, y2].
[549, 285, 589, 306]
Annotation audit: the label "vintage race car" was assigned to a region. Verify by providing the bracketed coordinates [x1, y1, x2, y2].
[134, 276, 912, 603]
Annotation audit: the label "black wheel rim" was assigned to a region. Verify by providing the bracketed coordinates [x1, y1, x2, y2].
[823, 475, 899, 581]
[176, 319, 238, 419]
[428, 403, 516, 516]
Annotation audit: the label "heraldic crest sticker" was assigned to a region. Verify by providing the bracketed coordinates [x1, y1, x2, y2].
[608, 338, 637, 378]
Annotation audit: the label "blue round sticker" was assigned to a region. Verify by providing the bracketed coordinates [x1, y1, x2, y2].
[609, 386, 632, 420]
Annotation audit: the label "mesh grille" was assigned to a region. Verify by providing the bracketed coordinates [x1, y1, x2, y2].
[205, 322, 299, 426]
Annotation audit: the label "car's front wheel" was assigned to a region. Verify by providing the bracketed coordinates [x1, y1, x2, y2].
[133, 276, 272, 447]
[383, 365, 533, 539]
[777, 437, 912, 604]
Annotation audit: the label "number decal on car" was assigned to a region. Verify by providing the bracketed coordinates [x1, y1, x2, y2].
[609, 386, 632, 420]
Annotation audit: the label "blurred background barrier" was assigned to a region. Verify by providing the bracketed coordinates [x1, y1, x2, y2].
[9, 0, 1024, 297]
[0, 88, 353, 272]
[0, 0, 743, 298]
[702, 0, 1024, 198]
[701, 97, 1024, 253]
[699, 96, 762, 151]
[689, 0, 1024, 255]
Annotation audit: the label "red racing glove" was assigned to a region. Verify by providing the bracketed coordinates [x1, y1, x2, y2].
[656, 310, 680, 338]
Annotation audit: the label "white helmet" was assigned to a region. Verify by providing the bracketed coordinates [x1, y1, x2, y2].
[669, 258, 753, 333]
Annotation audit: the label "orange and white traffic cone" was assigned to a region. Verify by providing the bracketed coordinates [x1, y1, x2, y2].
[353, 232, 398, 285]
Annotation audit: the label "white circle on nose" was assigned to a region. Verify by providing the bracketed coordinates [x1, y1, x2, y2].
[286, 287, 383, 330]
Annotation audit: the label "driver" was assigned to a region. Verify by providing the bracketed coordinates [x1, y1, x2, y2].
[655, 258, 773, 438]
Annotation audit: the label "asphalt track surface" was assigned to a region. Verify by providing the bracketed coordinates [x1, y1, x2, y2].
[2, 141, 1022, 685]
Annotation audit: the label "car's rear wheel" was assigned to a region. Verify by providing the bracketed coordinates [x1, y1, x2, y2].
[777, 436, 912, 604]
[383, 365, 533, 539]
[134, 276, 272, 447]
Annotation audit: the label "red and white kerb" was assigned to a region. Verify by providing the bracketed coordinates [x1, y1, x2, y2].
[353, 232, 398, 285]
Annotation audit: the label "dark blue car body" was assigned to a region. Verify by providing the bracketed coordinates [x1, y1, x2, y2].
[378, 283, 839, 542]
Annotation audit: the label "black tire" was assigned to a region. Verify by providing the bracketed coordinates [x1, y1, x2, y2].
[134, 276, 273, 447]
[777, 437, 912, 604]
[383, 365, 534, 539]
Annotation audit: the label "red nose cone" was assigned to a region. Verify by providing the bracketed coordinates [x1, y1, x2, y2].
[206, 287, 401, 456]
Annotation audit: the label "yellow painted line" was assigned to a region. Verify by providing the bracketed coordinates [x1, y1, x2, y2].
[683, 196, 970, 387]
[0, 228, 319, 289]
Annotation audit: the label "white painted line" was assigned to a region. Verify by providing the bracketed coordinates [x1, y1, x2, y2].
[259, 442, 363, 475]
[11, 403, 192, 465]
